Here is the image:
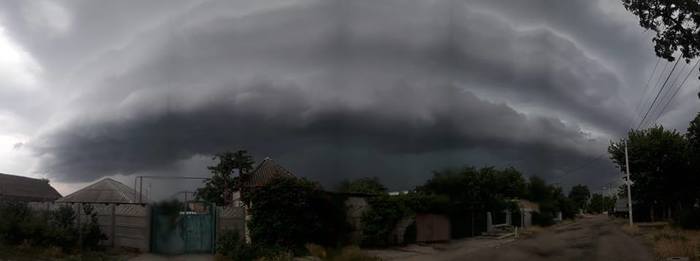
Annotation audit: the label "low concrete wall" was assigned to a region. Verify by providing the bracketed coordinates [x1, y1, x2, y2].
[27, 202, 150, 252]
[217, 206, 246, 241]
[345, 196, 370, 244]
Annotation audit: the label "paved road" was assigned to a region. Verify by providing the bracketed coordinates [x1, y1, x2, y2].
[409, 215, 653, 261]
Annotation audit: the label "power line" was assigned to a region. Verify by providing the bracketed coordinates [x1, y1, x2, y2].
[637, 56, 682, 129]
[551, 58, 667, 184]
[653, 59, 700, 123]
[654, 61, 690, 118]
[629, 57, 662, 128]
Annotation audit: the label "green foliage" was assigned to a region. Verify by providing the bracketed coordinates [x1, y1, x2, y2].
[532, 211, 555, 226]
[568, 185, 590, 212]
[337, 177, 387, 195]
[0, 201, 33, 244]
[557, 197, 577, 220]
[622, 0, 700, 63]
[248, 177, 348, 255]
[197, 150, 255, 206]
[216, 230, 258, 260]
[360, 195, 410, 247]
[80, 205, 107, 250]
[0, 202, 106, 253]
[676, 207, 700, 229]
[609, 126, 692, 213]
[359, 191, 447, 246]
[588, 194, 616, 214]
[419, 166, 527, 212]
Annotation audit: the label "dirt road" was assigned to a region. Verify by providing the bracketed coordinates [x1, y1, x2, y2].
[404, 215, 653, 261]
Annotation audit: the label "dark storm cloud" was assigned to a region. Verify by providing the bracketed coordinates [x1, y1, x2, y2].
[5, 0, 649, 188]
[32, 81, 600, 184]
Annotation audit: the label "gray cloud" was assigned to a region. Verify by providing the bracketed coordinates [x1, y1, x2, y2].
[0, 0, 663, 191]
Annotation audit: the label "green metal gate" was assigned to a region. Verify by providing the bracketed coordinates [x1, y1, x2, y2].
[151, 203, 215, 254]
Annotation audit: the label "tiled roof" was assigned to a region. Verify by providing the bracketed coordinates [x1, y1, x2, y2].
[0, 173, 61, 202]
[243, 158, 295, 187]
[57, 178, 148, 204]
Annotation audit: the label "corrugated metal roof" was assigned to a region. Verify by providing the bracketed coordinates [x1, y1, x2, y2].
[0, 173, 62, 202]
[56, 178, 148, 204]
[243, 158, 295, 187]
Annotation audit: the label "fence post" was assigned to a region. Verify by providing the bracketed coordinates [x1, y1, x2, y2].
[486, 212, 493, 232]
[78, 203, 83, 252]
[506, 210, 512, 226]
[111, 204, 116, 248]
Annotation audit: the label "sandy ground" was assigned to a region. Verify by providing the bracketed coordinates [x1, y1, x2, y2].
[375, 215, 653, 261]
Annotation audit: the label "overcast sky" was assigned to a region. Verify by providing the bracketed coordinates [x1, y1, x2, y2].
[0, 0, 698, 198]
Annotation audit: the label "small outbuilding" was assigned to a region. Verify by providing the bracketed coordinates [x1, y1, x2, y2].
[0, 173, 61, 202]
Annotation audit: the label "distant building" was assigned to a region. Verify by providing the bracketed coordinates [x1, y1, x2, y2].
[232, 157, 296, 207]
[242, 157, 296, 188]
[0, 173, 61, 202]
[614, 197, 629, 213]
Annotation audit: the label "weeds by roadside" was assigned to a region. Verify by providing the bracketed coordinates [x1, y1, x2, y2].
[621, 224, 640, 236]
[619, 221, 700, 260]
[306, 244, 383, 261]
[0, 243, 130, 261]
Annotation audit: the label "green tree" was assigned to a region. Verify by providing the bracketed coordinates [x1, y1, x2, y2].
[568, 185, 591, 212]
[622, 0, 700, 64]
[248, 177, 348, 254]
[196, 150, 255, 206]
[608, 126, 690, 219]
[589, 194, 605, 214]
[337, 177, 388, 194]
[685, 113, 700, 201]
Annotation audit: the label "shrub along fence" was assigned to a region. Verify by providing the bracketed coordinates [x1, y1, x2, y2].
[28, 202, 150, 252]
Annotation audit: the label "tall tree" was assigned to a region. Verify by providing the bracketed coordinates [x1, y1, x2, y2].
[337, 177, 388, 194]
[568, 185, 591, 212]
[622, 0, 700, 64]
[608, 126, 690, 217]
[685, 113, 700, 201]
[196, 150, 255, 206]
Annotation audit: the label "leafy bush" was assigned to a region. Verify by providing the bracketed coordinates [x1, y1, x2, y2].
[676, 207, 700, 229]
[360, 195, 410, 247]
[248, 177, 349, 255]
[532, 211, 555, 227]
[0, 201, 34, 244]
[79, 204, 107, 250]
[216, 230, 258, 261]
[0, 202, 106, 253]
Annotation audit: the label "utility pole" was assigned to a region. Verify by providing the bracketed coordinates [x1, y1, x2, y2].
[624, 140, 634, 225]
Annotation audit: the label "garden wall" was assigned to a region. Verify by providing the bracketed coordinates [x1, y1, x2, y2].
[28, 202, 150, 252]
[216, 206, 246, 241]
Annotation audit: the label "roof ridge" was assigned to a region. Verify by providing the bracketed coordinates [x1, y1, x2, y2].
[104, 178, 135, 203]
[0, 172, 48, 181]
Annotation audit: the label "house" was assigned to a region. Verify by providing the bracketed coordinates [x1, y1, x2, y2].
[232, 157, 295, 206]
[0, 173, 61, 202]
[56, 177, 148, 204]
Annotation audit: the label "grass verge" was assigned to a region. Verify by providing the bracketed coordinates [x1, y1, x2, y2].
[619, 221, 700, 260]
